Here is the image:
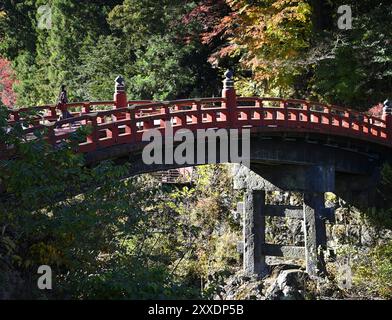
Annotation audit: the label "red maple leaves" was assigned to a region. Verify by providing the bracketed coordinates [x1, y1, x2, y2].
[182, 0, 233, 44]
[0, 58, 17, 107]
[368, 103, 384, 118]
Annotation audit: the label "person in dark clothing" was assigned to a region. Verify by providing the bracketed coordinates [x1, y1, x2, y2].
[56, 85, 73, 128]
[57, 85, 72, 119]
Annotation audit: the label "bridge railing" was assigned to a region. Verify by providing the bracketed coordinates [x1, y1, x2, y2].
[3, 74, 392, 157]
[34, 97, 386, 154]
[6, 100, 154, 125]
[236, 97, 387, 139]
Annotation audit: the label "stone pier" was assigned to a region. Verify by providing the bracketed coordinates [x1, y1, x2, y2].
[243, 190, 268, 276]
[234, 164, 335, 278]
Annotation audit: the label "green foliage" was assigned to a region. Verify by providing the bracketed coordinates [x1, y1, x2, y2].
[1, 0, 219, 106]
[313, 46, 364, 107]
[352, 163, 392, 299]
[0, 109, 191, 299]
[77, 36, 126, 101]
[107, 0, 219, 100]
[363, 163, 392, 231]
[108, 0, 192, 47]
[0, 107, 241, 299]
[310, 1, 392, 108]
[2, 1, 391, 109]
[0, 1, 37, 60]
[128, 35, 197, 101]
[354, 241, 392, 298]
[161, 165, 241, 298]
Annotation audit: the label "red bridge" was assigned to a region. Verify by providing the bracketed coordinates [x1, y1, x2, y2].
[3, 72, 392, 277]
[4, 72, 392, 156]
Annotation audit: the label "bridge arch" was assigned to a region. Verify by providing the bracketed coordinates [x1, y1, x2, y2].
[3, 72, 392, 204]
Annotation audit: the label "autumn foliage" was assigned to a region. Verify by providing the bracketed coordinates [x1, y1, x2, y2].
[368, 103, 384, 118]
[0, 58, 16, 107]
[186, 0, 311, 93]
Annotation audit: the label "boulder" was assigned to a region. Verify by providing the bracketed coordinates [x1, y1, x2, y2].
[265, 269, 309, 300]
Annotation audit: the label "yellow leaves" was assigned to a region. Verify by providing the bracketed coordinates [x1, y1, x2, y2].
[23, 259, 34, 269]
[223, 0, 312, 91]
[29, 242, 64, 266]
[285, 48, 299, 59]
[60, 232, 76, 246]
[195, 197, 222, 222]
[297, 1, 312, 21]
[238, 4, 251, 15]
[12, 254, 22, 265]
[1, 236, 66, 268]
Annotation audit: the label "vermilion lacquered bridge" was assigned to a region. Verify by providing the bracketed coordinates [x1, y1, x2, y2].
[3, 74, 392, 277]
[3, 74, 392, 156]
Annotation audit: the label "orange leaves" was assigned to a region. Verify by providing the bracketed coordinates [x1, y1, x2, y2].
[183, 0, 312, 93]
[223, 0, 312, 91]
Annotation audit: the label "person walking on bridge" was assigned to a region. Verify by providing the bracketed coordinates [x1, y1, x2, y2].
[56, 85, 73, 128]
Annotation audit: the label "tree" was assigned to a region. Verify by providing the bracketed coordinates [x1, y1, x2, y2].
[76, 36, 126, 101]
[1, 1, 122, 106]
[199, 0, 312, 96]
[0, 1, 37, 60]
[0, 107, 201, 299]
[0, 57, 16, 107]
[108, 0, 221, 100]
[310, 1, 392, 109]
[2, 0, 221, 106]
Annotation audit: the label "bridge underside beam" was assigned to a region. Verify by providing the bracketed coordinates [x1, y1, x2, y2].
[82, 131, 386, 209]
[253, 164, 335, 193]
[85, 133, 382, 176]
[261, 244, 305, 259]
[81, 126, 386, 213]
[263, 205, 303, 219]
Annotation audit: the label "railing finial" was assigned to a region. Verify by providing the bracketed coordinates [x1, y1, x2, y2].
[115, 75, 126, 93]
[223, 69, 234, 89]
[114, 75, 127, 109]
[222, 69, 237, 125]
[383, 99, 392, 142]
[383, 99, 392, 115]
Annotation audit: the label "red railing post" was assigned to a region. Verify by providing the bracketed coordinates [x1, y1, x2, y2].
[160, 102, 170, 129]
[86, 113, 99, 150]
[49, 106, 57, 120]
[43, 122, 56, 145]
[12, 110, 20, 122]
[127, 106, 138, 143]
[283, 100, 289, 126]
[222, 70, 237, 127]
[81, 103, 90, 125]
[82, 102, 91, 114]
[382, 100, 392, 143]
[192, 100, 202, 125]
